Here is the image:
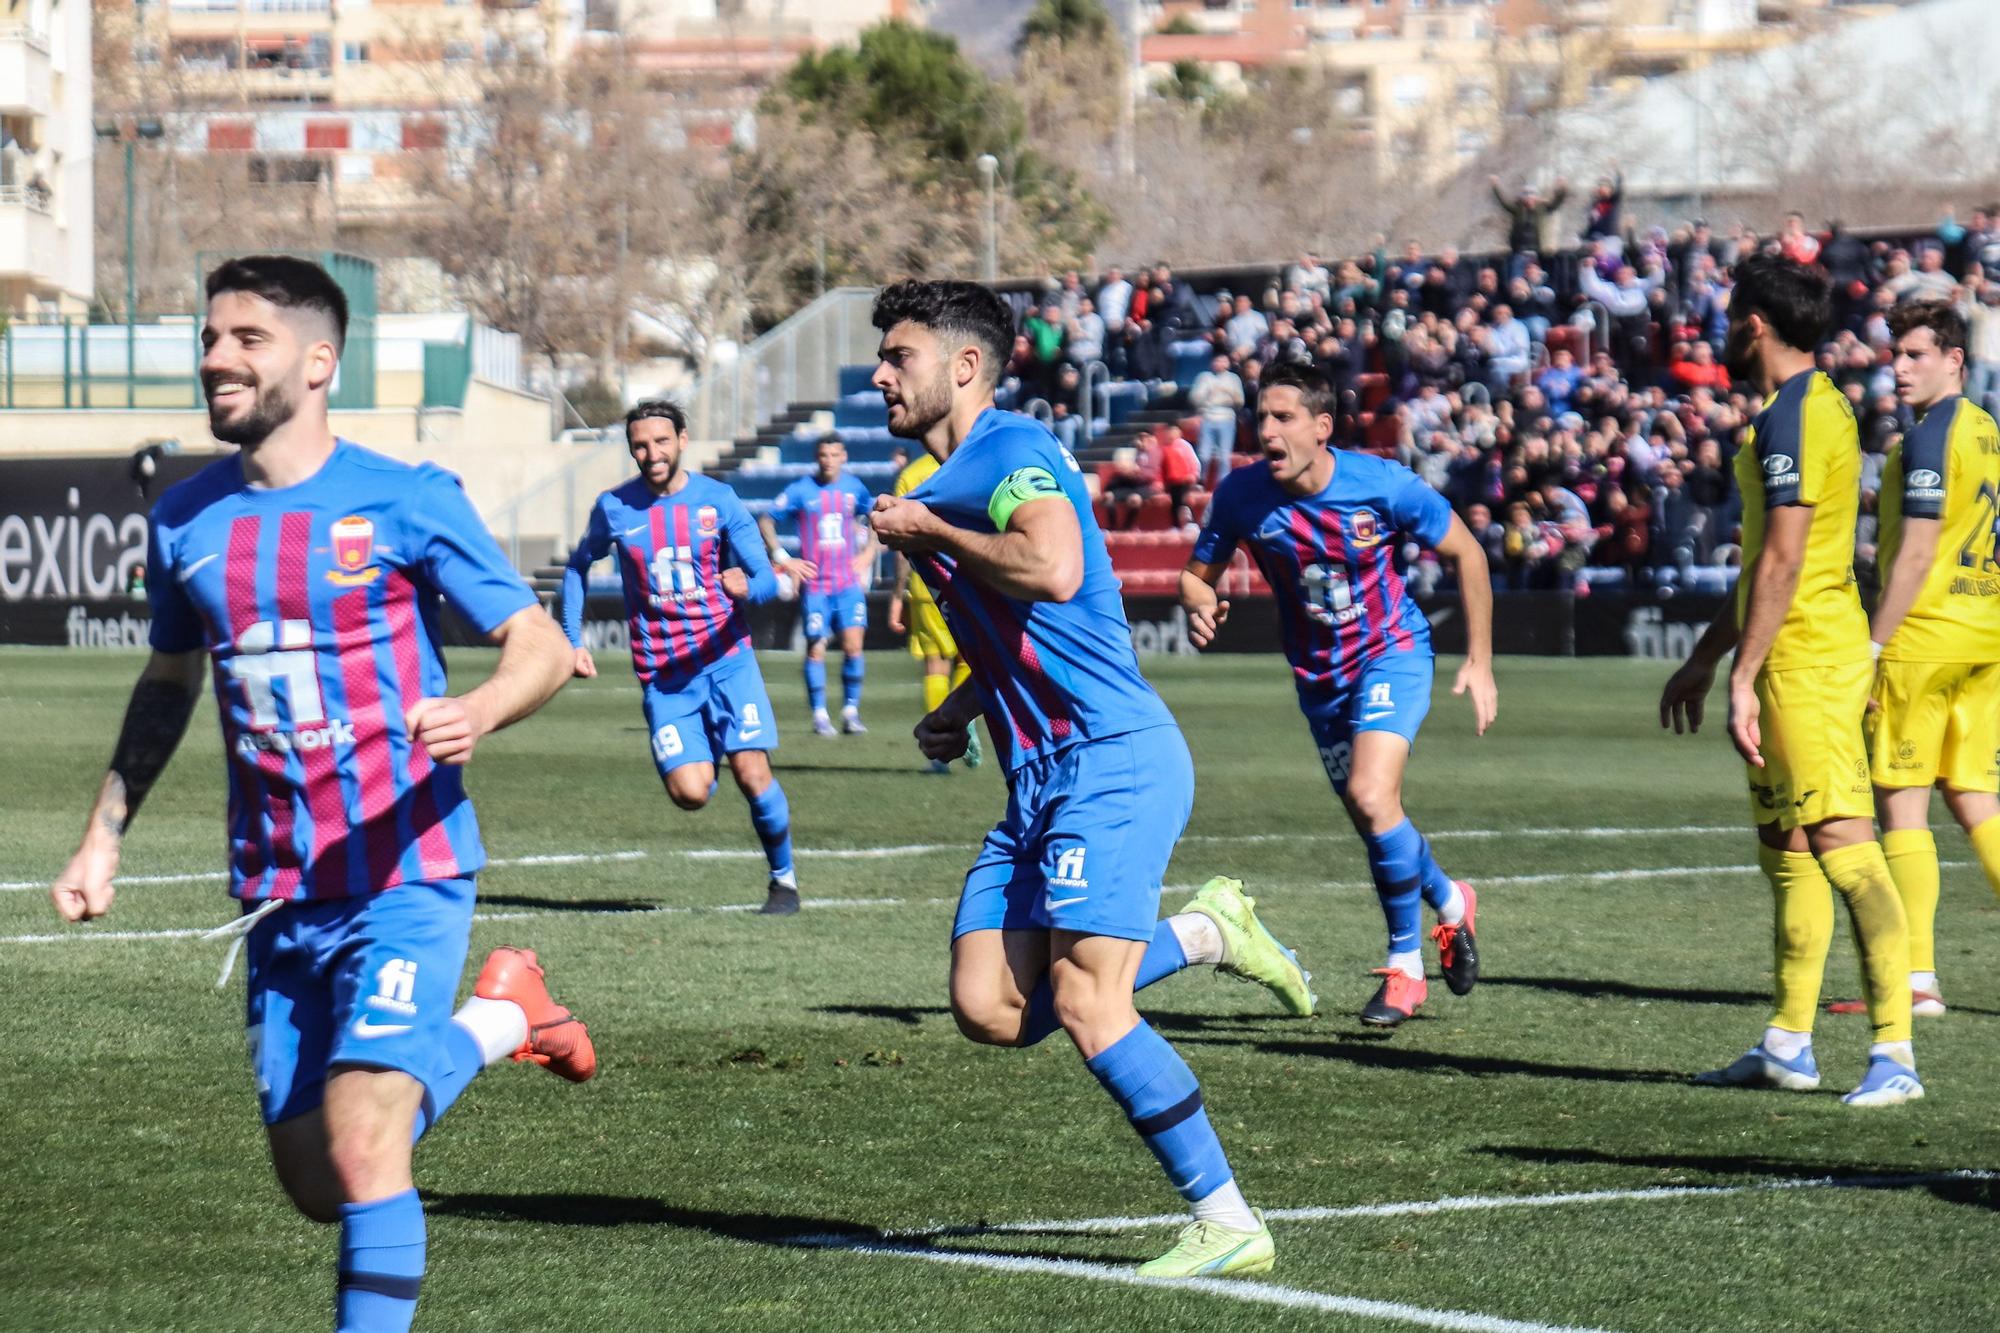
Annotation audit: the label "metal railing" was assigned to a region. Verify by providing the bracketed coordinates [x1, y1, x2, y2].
[0, 184, 54, 215]
[681, 287, 880, 446]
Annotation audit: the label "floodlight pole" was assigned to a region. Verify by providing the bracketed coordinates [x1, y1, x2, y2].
[977, 154, 998, 283]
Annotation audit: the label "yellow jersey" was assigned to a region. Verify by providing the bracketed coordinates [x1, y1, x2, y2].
[1733, 368, 1870, 671]
[892, 453, 940, 604]
[1878, 393, 2000, 663]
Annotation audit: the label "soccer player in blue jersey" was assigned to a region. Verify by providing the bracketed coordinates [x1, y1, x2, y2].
[562, 400, 801, 914]
[1181, 361, 1498, 1028]
[50, 256, 592, 1333]
[759, 434, 877, 737]
[870, 279, 1314, 1278]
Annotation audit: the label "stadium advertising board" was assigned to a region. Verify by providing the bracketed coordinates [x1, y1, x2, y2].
[0, 454, 217, 648]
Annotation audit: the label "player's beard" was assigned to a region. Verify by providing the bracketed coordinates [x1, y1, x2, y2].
[206, 375, 299, 448]
[1722, 319, 1760, 389]
[885, 367, 951, 440]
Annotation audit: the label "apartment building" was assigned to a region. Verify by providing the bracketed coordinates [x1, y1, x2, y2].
[1139, 0, 1908, 182]
[101, 0, 918, 233]
[2, 0, 94, 318]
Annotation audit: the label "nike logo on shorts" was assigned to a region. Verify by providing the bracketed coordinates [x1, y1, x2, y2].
[350, 1015, 414, 1039]
[1045, 895, 1089, 910]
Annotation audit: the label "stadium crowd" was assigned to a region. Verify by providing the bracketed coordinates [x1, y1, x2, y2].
[1004, 183, 2000, 593]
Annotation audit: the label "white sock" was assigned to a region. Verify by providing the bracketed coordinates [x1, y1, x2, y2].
[453, 995, 528, 1067]
[843, 704, 860, 717]
[1169, 912, 1225, 967]
[1870, 1039, 1916, 1070]
[1190, 1178, 1259, 1232]
[771, 867, 798, 890]
[813, 707, 830, 720]
[1436, 882, 1465, 926]
[1385, 950, 1423, 980]
[1911, 970, 1938, 992]
[1762, 1026, 1811, 1061]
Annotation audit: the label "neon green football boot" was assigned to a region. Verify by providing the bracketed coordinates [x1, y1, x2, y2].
[1137, 1213, 1275, 1279]
[1178, 876, 1317, 1017]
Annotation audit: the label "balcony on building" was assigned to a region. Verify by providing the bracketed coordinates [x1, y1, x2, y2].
[0, 23, 54, 119]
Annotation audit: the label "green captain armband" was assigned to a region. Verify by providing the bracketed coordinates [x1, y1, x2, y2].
[988, 466, 1064, 530]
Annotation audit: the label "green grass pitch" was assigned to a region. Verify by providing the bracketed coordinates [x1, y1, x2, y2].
[2, 649, 1997, 1332]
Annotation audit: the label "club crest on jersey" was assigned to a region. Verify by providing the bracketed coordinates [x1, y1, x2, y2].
[326, 515, 381, 586]
[697, 506, 719, 534]
[1347, 509, 1382, 548]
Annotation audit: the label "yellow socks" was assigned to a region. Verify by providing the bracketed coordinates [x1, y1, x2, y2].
[1881, 829, 1938, 975]
[1969, 815, 2000, 901]
[922, 670, 950, 715]
[1762, 844, 1834, 1035]
[1818, 841, 1913, 1044]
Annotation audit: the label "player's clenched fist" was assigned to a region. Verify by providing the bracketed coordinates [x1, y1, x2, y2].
[915, 706, 972, 763]
[572, 646, 598, 679]
[406, 696, 492, 766]
[871, 495, 937, 551]
[51, 840, 119, 922]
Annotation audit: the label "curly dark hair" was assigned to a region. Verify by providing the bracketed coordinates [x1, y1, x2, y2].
[871, 279, 1015, 388]
[624, 399, 686, 438]
[1885, 300, 1968, 356]
[205, 255, 349, 353]
[1729, 253, 1830, 354]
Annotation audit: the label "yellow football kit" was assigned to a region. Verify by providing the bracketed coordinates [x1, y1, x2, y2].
[1733, 368, 1872, 831]
[893, 454, 961, 663]
[1870, 393, 2000, 793]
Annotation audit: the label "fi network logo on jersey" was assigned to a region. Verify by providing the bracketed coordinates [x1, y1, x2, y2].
[325, 515, 382, 587]
[1050, 846, 1089, 891]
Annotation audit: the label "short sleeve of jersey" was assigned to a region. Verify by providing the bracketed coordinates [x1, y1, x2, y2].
[1191, 474, 1242, 565]
[1754, 393, 1808, 508]
[145, 510, 204, 653]
[1391, 470, 1454, 548]
[410, 467, 538, 635]
[1899, 401, 1955, 521]
[771, 480, 801, 522]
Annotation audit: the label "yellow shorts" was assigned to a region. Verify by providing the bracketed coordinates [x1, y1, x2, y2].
[906, 597, 958, 661]
[1746, 660, 1874, 830]
[1868, 659, 2000, 793]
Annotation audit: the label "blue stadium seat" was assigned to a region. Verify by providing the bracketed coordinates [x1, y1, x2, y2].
[838, 365, 875, 397]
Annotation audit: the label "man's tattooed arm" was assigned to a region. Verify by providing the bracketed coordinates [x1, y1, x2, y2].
[91, 652, 205, 842]
[53, 651, 205, 923]
[95, 674, 204, 838]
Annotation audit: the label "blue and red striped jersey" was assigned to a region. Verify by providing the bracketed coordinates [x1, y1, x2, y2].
[1193, 451, 1451, 698]
[146, 441, 539, 901]
[771, 473, 873, 593]
[560, 473, 777, 689]
[905, 409, 1174, 770]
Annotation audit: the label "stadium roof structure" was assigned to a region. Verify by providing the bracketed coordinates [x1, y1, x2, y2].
[1552, 0, 1999, 202]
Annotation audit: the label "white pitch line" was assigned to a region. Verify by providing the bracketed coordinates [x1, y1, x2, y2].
[0, 893, 931, 945]
[868, 1169, 2000, 1240]
[785, 1169, 2000, 1332]
[0, 848, 650, 893]
[791, 1239, 1613, 1333]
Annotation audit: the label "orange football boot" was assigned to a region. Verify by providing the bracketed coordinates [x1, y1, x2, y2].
[474, 947, 597, 1082]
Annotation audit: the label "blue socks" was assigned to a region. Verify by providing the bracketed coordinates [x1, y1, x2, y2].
[1085, 1021, 1233, 1203]
[1363, 819, 1432, 955]
[841, 654, 864, 710]
[410, 1021, 486, 1142]
[1019, 922, 1188, 1045]
[337, 1188, 425, 1332]
[804, 657, 827, 711]
[747, 783, 794, 879]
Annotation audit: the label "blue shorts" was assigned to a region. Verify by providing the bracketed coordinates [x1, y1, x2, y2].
[644, 664, 778, 774]
[1303, 651, 1433, 794]
[803, 587, 868, 642]
[243, 878, 477, 1126]
[954, 725, 1194, 943]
